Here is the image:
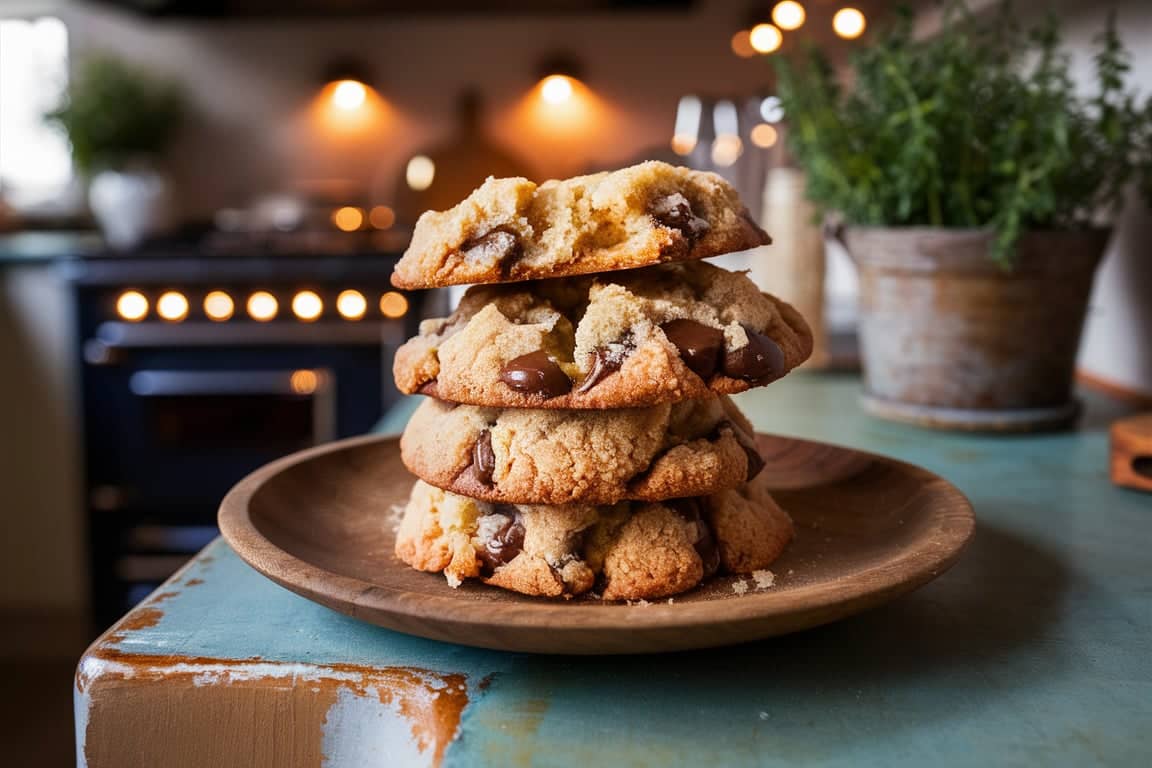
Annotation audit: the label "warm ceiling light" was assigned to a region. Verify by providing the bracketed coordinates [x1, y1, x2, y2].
[751, 123, 779, 148]
[833, 8, 867, 39]
[292, 291, 324, 322]
[379, 291, 409, 319]
[711, 134, 744, 167]
[332, 206, 364, 232]
[406, 155, 435, 191]
[336, 289, 367, 320]
[116, 291, 149, 322]
[540, 74, 574, 105]
[156, 291, 189, 322]
[772, 1, 806, 31]
[671, 134, 697, 156]
[749, 23, 783, 54]
[247, 291, 278, 322]
[203, 291, 234, 322]
[368, 205, 395, 230]
[730, 29, 756, 58]
[331, 79, 367, 111]
[290, 369, 319, 395]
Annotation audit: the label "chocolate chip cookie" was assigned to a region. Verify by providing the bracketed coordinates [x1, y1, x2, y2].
[390, 161, 769, 289]
[393, 261, 813, 409]
[399, 394, 765, 505]
[394, 471, 793, 600]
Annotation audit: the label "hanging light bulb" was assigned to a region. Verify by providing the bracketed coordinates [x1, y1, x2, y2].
[749, 23, 783, 54]
[833, 8, 867, 39]
[772, 2, 806, 31]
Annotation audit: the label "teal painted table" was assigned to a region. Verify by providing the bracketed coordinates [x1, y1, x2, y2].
[75, 374, 1152, 767]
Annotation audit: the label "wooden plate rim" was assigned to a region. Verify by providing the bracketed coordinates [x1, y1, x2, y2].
[218, 433, 975, 636]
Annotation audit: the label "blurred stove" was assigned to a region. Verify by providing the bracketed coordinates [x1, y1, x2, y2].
[63, 240, 429, 631]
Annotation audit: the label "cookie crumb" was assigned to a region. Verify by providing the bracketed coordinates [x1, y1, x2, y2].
[732, 579, 749, 595]
[627, 598, 652, 607]
[667, 598, 675, 605]
[751, 569, 776, 590]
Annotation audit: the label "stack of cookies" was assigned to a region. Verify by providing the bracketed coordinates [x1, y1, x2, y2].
[389, 161, 813, 601]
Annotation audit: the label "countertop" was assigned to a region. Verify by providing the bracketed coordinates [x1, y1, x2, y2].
[75, 373, 1152, 767]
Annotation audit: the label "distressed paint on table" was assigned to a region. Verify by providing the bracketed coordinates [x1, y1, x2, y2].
[76, 373, 1152, 767]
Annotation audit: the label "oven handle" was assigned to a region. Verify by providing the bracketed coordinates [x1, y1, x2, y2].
[129, 370, 322, 397]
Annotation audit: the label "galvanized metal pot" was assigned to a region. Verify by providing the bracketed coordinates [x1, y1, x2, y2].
[845, 227, 1109, 432]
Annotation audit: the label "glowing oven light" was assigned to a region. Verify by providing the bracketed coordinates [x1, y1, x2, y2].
[204, 291, 234, 322]
[156, 291, 189, 322]
[116, 291, 149, 322]
[247, 291, 279, 322]
[292, 290, 324, 322]
[336, 289, 367, 320]
[379, 291, 409, 319]
[290, 369, 320, 395]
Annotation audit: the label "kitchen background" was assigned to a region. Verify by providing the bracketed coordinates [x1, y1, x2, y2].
[0, 1, 1149, 759]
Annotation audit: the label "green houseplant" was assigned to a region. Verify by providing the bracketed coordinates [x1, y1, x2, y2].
[776, 4, 1150, 430]
[47, 55, 185, 249]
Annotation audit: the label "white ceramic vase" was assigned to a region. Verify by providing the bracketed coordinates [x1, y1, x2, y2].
[88, 166, 172, 250]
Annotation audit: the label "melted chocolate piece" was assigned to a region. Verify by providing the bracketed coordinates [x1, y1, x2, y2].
[668, 498, 720, 578]
[660, 319, 724, 379]
[712, 419, 765, 481]
[722, 326, 785, 384]
[473, 429, 495, 485]
[500, 350, 573, 398]
[476, 507, 525, 575]
[649, 193, 712, 241]
[461, 228, 521, 274]
[576, 339, 633, 393]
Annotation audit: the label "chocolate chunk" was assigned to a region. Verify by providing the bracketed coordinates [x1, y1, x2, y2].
[661, 319, 723, 379]
[500, 350, 572, 398]
[722, 326, 785, 384]
[473, 429, 496, 485]
[649, 193, 711, 240]
[476, 508, 525, 575]
[712, 419, 764, 480]
[461, 228, 521, 273]
[668, 498, 720, 577]
[575, 341, 632, 393]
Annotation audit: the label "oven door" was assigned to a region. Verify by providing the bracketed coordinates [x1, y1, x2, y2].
[92, 367, 336, 511]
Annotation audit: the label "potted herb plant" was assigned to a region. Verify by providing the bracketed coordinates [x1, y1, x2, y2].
[776, 5, 1150, 430]
[47, 55, 186, 250]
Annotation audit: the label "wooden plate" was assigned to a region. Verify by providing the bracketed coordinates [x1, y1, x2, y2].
[219, 434, 974, 654]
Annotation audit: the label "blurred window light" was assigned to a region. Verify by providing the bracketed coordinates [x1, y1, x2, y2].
[772, 2, 806, 31]
[672, 95, 702, 156]
[713, 100, 740, 142]
[833, 8, 867, 39]
[751, 123, 779, 148]
[0, 17, 72, 209]
[760, 96, 785, 123]
[203, 291, 234, 322]
[730, 30, 756, 59]
[540, 75, 574, 105]
[711, 135, 744, 167]
[331, 79, 367, 111]
[749, 23, 783, 54]
[156, 291, 189, 322]
[406, 155, 435, 191]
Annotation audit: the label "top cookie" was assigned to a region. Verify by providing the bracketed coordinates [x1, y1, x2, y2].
[390, 161, 769, 289]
